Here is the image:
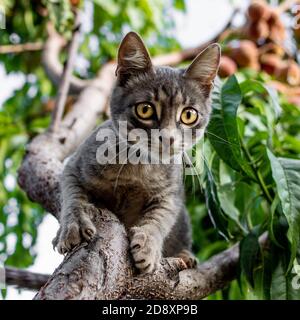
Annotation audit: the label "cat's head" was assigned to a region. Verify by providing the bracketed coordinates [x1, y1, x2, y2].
[110, 32, 220, 161]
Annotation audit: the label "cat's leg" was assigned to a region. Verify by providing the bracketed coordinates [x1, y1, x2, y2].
[164, 207, 198, 269]
[129, 195, 180, 273]
[163, 206, 192, 256]
[53, 166, 98, 254]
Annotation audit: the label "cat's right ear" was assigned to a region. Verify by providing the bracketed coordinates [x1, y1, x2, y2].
[184, 43, 221, 97]
[116, 32, 154, 83]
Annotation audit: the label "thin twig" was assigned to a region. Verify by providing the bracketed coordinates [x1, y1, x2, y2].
[4, 267, 49, 291]
[49, 11, 82, 133]
[42, 22, 90, 94]
[0, 42, 44, 54]
[277, 0, 300, 14]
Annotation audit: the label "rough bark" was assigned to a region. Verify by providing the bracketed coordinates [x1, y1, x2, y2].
[35, 209, 131, 300]
[5, 233, 268, 299]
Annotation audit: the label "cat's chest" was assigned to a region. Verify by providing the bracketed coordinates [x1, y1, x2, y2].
[104, 165, 167, 202]
[87, 164, 169, 225]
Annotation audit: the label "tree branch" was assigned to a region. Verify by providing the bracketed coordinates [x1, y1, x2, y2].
[4, 267, 49, 291]
[50, 11, 82, 132]
[42, 23, 92, 95]
[0, 42, 44, 54]
[34, 209, 131, 299]
[5, 234, 268, 299]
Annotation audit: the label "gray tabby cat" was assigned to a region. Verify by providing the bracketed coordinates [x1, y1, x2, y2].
[53, 32, 220, 273]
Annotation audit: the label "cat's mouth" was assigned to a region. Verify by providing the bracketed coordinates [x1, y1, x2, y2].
[136, 141, 186, 161]
[158, 143, 184, 156]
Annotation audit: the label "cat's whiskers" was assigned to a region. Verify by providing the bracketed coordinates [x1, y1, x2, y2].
[183, 149, 208, 196]
[181, 154, 189, 191]
[200, 152, 217, 186]
[100, 142, 129, 174]
[205, 131, 239, 147]
[183, 151, 197, 198]
[113, 162, 126, 193]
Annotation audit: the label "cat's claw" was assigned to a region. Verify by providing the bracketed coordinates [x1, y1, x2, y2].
[54, 218, 96, 254]
[130, 227, 162, 274]
[176, 249, 198, 269]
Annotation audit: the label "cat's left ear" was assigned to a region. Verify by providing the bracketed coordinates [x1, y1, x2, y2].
[184, 43, 221, 97]
[116, 32, 154, 82]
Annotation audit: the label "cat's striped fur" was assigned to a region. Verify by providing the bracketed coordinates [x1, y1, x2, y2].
[53, 32, 220, 273]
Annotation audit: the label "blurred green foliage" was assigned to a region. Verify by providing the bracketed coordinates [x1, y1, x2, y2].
[1, 0, 300, 300]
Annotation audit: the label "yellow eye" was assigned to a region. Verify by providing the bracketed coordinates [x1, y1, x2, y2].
[135, 103, 154, 119]
[181, 108, 198, 125]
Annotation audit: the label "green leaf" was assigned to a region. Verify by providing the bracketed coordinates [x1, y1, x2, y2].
[240, 233, 261, 287]
[204, 160, 230, 240]
[267, 149, 300, 270]
[173, 0, 186, 11]
[94, 0, 119, 16]
[270, 253, 300, 300]
[240, 80, 281, 143]
[240, 80, 281, 121]
[217, 183, 248, 234]
[207, 76, 254, 179]
[269, 196, 284, 248]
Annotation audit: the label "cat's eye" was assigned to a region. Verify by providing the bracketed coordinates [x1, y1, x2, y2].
[135, 103, 154, 119]
[180, 108, 198, 125]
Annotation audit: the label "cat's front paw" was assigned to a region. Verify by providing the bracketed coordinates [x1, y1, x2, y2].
[53, 215, 96, 254]
[129, 227, 162, 273]
[177, 249, 198, 269]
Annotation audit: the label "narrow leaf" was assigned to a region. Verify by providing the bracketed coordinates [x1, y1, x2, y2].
[240, 233, 261, 287]
[267, 149, 300, 270]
